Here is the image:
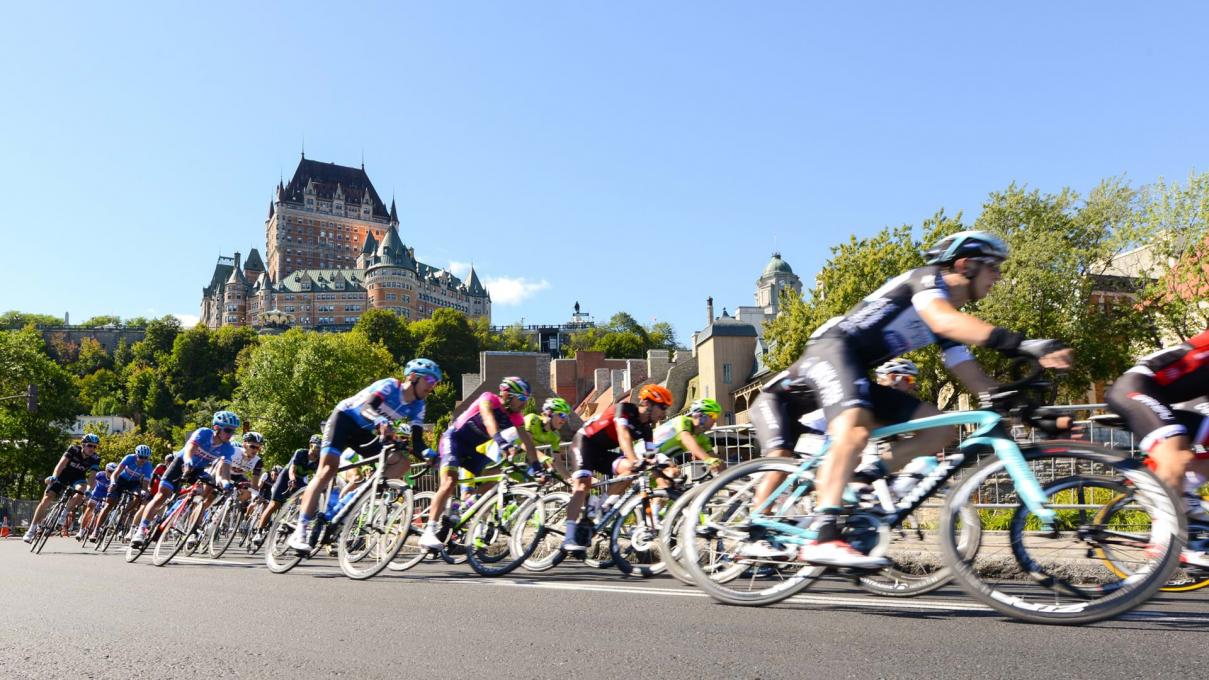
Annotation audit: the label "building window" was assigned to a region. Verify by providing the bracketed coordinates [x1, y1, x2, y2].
[723, 363, 733, 385]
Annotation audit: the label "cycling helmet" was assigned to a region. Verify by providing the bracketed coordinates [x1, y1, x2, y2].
[211, 410, 241, 429]
[499, 377, 531, 398]
[164, 453, 175, 463]
[105, 462, 118, 473]
[924, 230, 1008, 266]
[542, 397, 572, 415]
[272, 465, 284, 474]
[875, 358, 919, 378]
[242, 431, 265, 445]
[638, 384, 674, 407]
[689, 398, 723, 419]
[135, 445, 152, 459]
[404, 358, 443, 382]
[309, 434, 323, 446]
[81, 433, 101, 445]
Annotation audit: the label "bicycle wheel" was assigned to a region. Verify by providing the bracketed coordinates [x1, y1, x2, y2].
[680, 459, 825, 606]
[940, 443, 1184, 625]
[610, 493, 671, 577]
[208, 500, 243, 559]
[513, 491, 570, 572]
[1093, 492, 1209, 592]
[338, 480, 413, 580]
[32, 503, 64, 554]
[265, 488, 308, 574]
[152, 499, 202, 567]
[857, 489, 981, 598]
[465, 488, 538, 577]
[658, 483, 707, 585]
[390, 490, 437, 572]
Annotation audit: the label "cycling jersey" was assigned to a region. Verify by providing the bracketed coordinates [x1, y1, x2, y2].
[223, 446, 264, 479]
[812, 266, 974, 369]
[88, 472, 110, 502]
[523, 414, 561, 451]
[116, 454, 154, 483]
[59, 445, 102, 481]
[336, 377, 427, 429]
[1108, 329, 1209, 453]
[178, 428, 237, 468]
[651, 415, 713, 456]
[451, 393, 525, 441]
[581, 403, 654, 450]
[150, 463, 167, 495]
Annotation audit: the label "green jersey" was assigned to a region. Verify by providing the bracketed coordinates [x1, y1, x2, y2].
[524, 413, 562, 452]
[651, 415, 713, 456]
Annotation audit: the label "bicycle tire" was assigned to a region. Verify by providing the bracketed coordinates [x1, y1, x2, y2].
[264, 488, 308, 574]
[610, 493, 670, 577]
[680, 459, 825, 606]
[465, 488, 538, 577]
[940, 443, 1184, 625]
[658, 482, 707, 585]
[208, 500, 243, 559]
[32, 502, 64, 554]
[152, 498, 201, 567]
[1093, 491, 1209, 592]
[337, 480, 413, 580]
[390, 490, 437, 572]
[513, 490, 570, 572]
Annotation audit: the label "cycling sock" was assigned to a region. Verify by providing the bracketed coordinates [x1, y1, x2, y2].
[565, 519, 578, 539]
[298, 513, 313, 525]
[139, 520, 149, 529]
[806, 509, 841, 543]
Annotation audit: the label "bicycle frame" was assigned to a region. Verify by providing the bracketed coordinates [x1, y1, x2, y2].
[749, 409, 1056, 543]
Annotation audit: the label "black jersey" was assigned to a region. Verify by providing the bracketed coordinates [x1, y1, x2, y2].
[812, 265, 973, 368]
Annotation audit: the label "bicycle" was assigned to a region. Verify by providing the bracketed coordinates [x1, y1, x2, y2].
[152, 478, 219, 567]
[680, 362, 1185, 625]
[203, 482, 251, 559]
[93, 490, 141, 552]
[264, 439, 413, 580]
[29, 486, 88, 555]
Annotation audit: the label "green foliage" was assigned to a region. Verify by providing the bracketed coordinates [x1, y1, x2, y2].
[233, 329, 398, 464]
[353, 309, 415, 361]
[411, 308, 479, 383]
[94, 427, 173, 467]
[424, 381, 459, 428]
[566, 312, 679, 358]
[77, 369, 121, 416]
[73, 337, 112, 376]
[0, 310, 64, 328]
[0, 328, 80, 496]
[133, 315, 181, 364]
[78, 315, 122, 327]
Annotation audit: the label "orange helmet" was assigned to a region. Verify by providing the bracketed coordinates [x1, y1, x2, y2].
[638, 384, 673, 407]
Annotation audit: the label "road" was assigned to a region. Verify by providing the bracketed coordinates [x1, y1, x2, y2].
[2, 539, 1206, 679]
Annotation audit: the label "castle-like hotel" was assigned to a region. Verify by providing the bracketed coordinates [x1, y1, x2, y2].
[200, 155, 491, 330]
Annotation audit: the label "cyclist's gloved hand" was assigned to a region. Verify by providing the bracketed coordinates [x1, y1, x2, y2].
[420, 447, 438, 461]
[222, 481, 234, 492]
[1018, 339, 1067, 360]
[492, 432, 511, 449]
[45, 476, 57, 485]
[526, 462, 546, 479]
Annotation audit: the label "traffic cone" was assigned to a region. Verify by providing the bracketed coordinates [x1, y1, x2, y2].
[0, 517, 9, 538]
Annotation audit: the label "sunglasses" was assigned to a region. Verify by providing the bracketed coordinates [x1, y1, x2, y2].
[83, 443, 97, 448]
[893, 374, 917, 385]
[512, 394, 529, 403]
[220, 428, 237, 435]
[246, 444, 262, 450]
[422, 375, 439, 386]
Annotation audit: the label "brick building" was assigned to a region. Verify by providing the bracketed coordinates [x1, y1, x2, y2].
[200, 155, 491, 330]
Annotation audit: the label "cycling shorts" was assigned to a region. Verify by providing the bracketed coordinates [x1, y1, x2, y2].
[159, 457, 212, 494]
[47, 471, 88, 496]
[568, 431, 625, 480]
[270, 474, 301, 503]
[106, 477, 143, 502]
[320, 410, 384, 462]
[1107, 369, 1209, 455]
[438, 430, 493, 476]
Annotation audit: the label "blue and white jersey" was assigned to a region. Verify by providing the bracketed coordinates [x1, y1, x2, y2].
[116, 454, 154, 483]
[336, 377, 426, 429]
[89, 472, 110, 500]
[178, 428, 237, 468]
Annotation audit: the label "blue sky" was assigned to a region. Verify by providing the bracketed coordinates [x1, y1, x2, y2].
[2, 2, 1207, 342]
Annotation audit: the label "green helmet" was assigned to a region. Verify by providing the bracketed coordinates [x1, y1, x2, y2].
[542, 397, 572, 415]
[689, 398, 722, 418]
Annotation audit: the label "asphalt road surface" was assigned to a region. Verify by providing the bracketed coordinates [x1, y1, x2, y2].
[3, 539, 1206, 679]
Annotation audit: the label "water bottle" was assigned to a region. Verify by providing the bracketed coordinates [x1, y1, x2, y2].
[331, 491, 355, 518]
[890, 456, 940, 499]
[448, 500, 462, 525]
[324, 488, 341, 520]
[586, 495, 603, 521]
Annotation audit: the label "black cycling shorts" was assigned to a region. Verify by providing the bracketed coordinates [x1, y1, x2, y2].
[106, 476, 142, 502]
[1107, 369, 1209, 454]
[158, 457, 211, 494]
[568, 431, 622, 480]
[321, 410, 383, 461]
[270, 473, 300, 503]
[47, 470, 86, 496]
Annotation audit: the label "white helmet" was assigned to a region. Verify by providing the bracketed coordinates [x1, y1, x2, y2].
[875, 358, 919, 378]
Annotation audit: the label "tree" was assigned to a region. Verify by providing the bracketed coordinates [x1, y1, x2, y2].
[0, 328, 80, 497]
[564, 313, 679, 358]
[77, 369, 122, 416]
[0, 311, 63, 329]
[73, 337, 113, 376]
[165, 327, 221, 405]
[94, 427, 173, 467]
[133, 315, 181, 364]
[233, 329, 398, 463]
[353, 309, 415, 361]
[78, 315, 122, 327]
[411, 309, 480, 384]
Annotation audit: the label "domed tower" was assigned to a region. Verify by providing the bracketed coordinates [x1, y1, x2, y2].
[754, 252, 802, 316]
[364, 225, 417, 318]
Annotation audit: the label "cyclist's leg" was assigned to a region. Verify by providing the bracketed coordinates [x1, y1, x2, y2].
[1107, 371, 1192, 491]
[750, 390, 800, 507]
[293, 410, 360, 541]
[866, 386, 952, 472]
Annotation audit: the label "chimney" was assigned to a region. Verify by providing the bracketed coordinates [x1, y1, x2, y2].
[234, 252, 242, 270]
[706, 297, 714, 325]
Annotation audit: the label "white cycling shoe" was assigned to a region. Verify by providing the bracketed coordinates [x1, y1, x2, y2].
[797, 540, 890, 569]
[22, 529, 37, 544]
[418, 525, 445, 551]
[286, 525, 314, 552]
[738, 540, 796, 560]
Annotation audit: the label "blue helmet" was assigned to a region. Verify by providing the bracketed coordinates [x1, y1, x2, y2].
[308, 434, 323, 446]
[924, 230, 1008, 266]
[212, 410, 241, 429]
[80, 433, 101, 445]
[499, 377, 531, 398]
[404, 358, 443, 383]
[135, 445, 152, 459]
[105, 462, 118, 473]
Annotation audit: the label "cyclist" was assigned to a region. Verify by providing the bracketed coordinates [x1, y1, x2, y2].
[650, 398, 725, 477]
[1107, 329, 1209, 566]
[287, 359, 442, 552]
[130, 411, 242, 548]
[751, 231, 1072, 568]
[418, 377, 542, 550]
[560, 384, 674, 553]
[228, 432, 266, 504]
[253, 435, 321, 547]
[149, 453, 173, 496]
[24, 433, 102, 544]
[521, 397, 571, 474]
[92, 445, 154, 541]
[75, 462, 116, 541]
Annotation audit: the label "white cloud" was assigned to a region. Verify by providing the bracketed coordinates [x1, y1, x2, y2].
[173, 313, 200, 328]
[484, 276, 550, 305]
[448, 260, 472, 279]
